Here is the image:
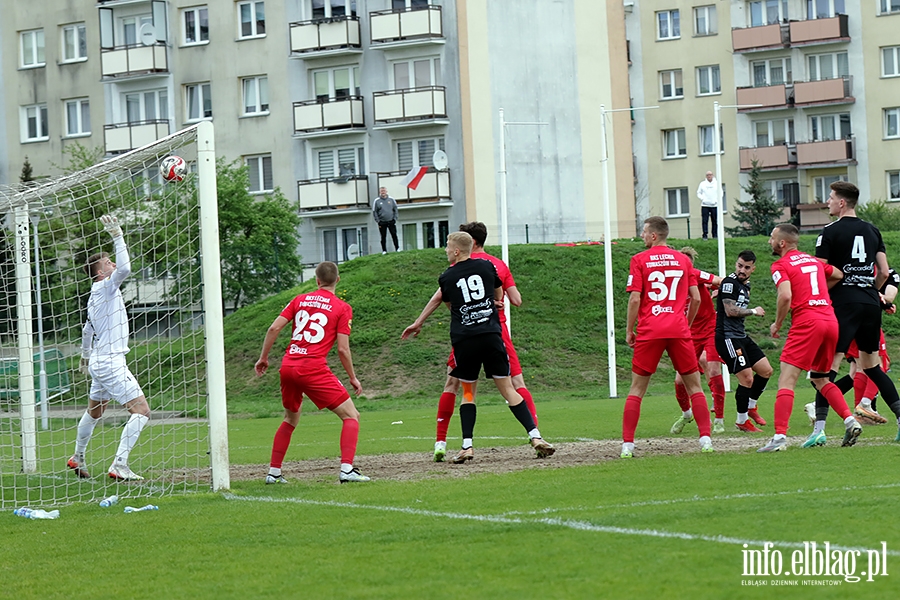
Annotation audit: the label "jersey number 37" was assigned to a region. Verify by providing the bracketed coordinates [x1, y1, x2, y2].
[647, 270, 684, 301]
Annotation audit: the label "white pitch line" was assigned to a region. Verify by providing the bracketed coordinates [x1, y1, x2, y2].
[223, 494, 900, 557]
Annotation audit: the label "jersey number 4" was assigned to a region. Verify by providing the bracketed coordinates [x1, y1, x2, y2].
[292, 310, 327, 344]
[456, 275, 486, 303]
[647, 270, 684, 301]
[851, 235, 867, 263]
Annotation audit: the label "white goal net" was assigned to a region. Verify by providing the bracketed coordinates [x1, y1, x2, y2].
[0, 122, 228, 509]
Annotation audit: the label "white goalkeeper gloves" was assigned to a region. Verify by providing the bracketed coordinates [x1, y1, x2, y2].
[100, 215, 123, 239]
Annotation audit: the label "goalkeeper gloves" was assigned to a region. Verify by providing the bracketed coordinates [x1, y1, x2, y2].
[100, 215, 122, 239]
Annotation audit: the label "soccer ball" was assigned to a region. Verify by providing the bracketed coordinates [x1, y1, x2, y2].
[159, 155, 187, 182]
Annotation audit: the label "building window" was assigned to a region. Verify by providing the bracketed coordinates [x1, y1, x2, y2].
[245, 154, 273, 193]
[694, 5, 717, 36]
[393, 0, 429, 9]
[886, 108, 900, 139]
[660, 70, 683, 99]
[392, 57, 441, 89]
[316, 147, 365, 179]
[397, 137, 445, 171]
[656, 10, 680, 40]
[20, 29, 45, 68]
[881, 0, 900, 15]
[806, 0, 845, 19]
[663, 129, 687, 158]
[21, 104, 49, 142]
[807, 52, 848, 81]
[313, 66, 361, 100]
[122, 15, 153, 46]
[813, 175, 846, 203]
[882, 46, 900, 77]
[666, 188, 690, 217]
[699, 125, 724, 155]
[238, 1, 266, 39]
[748, 0, 787, 26]
[810, 113, 850, 141]
[185, 83, 212, 121]
[311, 0, 357, 19]
[242, 76, 269, 115]
[61, 24, 87, 62]
[697, 65, 721, 95]
[888, 171, 900, 200]
[64, 98, 91, 137]
[183, 6, 209, 45]
[322, 226, 368, 263]
[754, 118, 794, 146]
[124, 89, 168, 123]
[766, 179, 798, 204]
[751, 57, 791, 87]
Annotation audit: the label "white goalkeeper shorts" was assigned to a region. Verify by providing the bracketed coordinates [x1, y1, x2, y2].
[88, 354, 144, 405]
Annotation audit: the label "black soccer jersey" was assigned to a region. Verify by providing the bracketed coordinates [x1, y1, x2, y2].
[815, 217, 885, 306]
[715, 273, 751, 339]
[438, 258, 502, 344]
[880, 268, 900, 295]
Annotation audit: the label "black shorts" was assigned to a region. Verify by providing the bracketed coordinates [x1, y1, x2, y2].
[449, 333, 510, 381]
[835, 303, 881, 355]
[715, 335, 766, 374]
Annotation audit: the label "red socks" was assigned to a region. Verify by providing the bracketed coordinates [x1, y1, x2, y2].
[340, 418, 360, 465]
[865, 376, 879, 403]
[675, 382, 690, 412]
[623, 395, 642, 443]
[690, 392, 712, 437]
[517, 387, 538, 426]
[821, 382, 852, 419]
[435, 392, 456, 442]
[853, 371, 867, 407]
[270, 421, 296, 468]
[774, 389, 794, 435]
[709, 374, 726, 419]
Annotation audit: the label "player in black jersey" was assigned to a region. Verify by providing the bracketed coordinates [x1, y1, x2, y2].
[437, 231, 554, 463]
[813, 181, 900, 443]
[714, 250, 773, 432]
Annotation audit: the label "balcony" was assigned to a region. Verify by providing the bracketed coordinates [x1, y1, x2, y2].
[100, 42, 167, 79]
[789, 14, 849, 47]
[374, 168, 450, 204]
[795, 139, 854, 166]
[289, 16, 362, 57]
[370, 5, 443, 47]
[293, 96, 365, 137]
[793, 77, 853, 107]
[736, 84, 792, 112]
[732, 23, 788, 52]
[298, 175, 369, 213]
[104, 120, 170, 154]
[373, 87, 447, 128]
[739, 145, 796, 171]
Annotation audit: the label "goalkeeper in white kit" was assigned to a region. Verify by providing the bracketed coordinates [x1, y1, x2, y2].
[67, 215, 151, 481]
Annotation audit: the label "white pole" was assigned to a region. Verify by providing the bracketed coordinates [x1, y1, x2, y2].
[14, 207, 37, 472]
[29, 213, 49, 431]
[600, 106, 618, 398]
[197, 121, 230, 491]
[498, 108, 511, 329]
[713, 101, 726, 278]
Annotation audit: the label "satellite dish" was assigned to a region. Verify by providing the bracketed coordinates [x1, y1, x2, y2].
[432, 150, 448, 171]
[140, 23, 156, 46]
[346, 243, 360, 260]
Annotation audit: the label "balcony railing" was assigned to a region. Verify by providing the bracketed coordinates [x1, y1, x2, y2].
[796, 138, 854, 165]
[100, 42, 168, 78]
[293, 96, 364, 135]
[374, 168, 450, 203]
[373, 86, 446, 125]
[793, 76, 853, 106]
[370, 4, 443, 45]
[736, 84, 792, 111]
[732, 23, 788, 52]
[739, 145, 796, 171]
[104, 119, 170, 154]
[298, 175, 369, 212]
[789, 14, 849, 46]
[289, 15, 361, 55]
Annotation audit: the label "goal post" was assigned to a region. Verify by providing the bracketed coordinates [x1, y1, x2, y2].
[0, 122, 229, 507]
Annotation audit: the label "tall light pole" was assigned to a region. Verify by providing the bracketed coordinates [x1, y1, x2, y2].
[29, 210, 49, 431]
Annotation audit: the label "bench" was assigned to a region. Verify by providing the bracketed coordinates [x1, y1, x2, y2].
[0, 349, 72, 406]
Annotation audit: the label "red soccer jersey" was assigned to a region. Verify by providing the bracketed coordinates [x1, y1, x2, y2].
[471, 251, 515, 325]
[279, 289, 352, 370]
[626, 247, 694, 340]
[771, 250, 835, 323]
[691, 269, 716, 339]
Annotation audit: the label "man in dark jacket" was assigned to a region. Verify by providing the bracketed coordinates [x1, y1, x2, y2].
[373, 187, 400, 253]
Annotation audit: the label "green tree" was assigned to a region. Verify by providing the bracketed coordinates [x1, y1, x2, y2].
[20, 156, 34, 185]
[857, 199, 900, 232]
[726, 159, 786, 237]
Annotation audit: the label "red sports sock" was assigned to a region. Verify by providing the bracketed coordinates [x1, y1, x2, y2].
[340, 418, 360, 465]
[622, 395, 642, 443]
[675, 382, 690, 412]
[709, 375, 726, 419]
[270, 421, 296, 469]
[774, 389, 794, 436]
[864, 377, 879, 403]
[821, 382, 852, 420]
[690, 392, 712, 437]
[435, 392, 456, 442]
[853, 372, 868, 407]
[516, 387, 538, 426]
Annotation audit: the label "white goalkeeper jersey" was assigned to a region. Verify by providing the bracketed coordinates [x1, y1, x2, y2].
[81, 236, 132, 359]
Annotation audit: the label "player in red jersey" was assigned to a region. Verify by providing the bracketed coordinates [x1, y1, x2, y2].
[670, 247, 726, 435]
[255, 261, 370, 483]
[401, 222, 540, 462]
[758, 224, 862, 452]
[623, 216, 714, 458]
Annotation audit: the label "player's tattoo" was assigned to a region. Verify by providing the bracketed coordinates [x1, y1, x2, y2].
[722, 298, 755, 317]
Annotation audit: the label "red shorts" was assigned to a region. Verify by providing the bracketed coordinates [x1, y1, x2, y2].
[692, 335, 722, 364]
[781, 318, 838, 374]
[632, 337, 699, 376]
[448, 325, 522, 377]
[279, 364, 349, 412]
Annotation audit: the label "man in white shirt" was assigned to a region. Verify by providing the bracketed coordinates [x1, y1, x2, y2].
[697, 171, 719, 240]
[67, 215, 151, 482]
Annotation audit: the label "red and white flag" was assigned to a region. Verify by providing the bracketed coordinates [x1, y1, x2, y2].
[400, 165, 428, 190]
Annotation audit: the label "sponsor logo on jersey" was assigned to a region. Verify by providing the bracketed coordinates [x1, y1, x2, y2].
[651, 305, 675, 316]
[722, 282, 733, 294]
[772, 271, 782, 285]
[808, 299, 828, 306]
[289, 345, 308, 355]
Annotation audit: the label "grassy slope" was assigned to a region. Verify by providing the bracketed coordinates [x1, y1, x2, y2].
[223, 233, 900, 416]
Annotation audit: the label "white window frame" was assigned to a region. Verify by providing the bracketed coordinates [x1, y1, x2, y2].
[312, 66, 361, 100]
[754, 118, 794, 146]
[316, 146, 365, 179]
[663, 128, 687, 159]
[242, 76, 269, 116]
[810, 113, 850, 141]
[881, 0, 900, 15]
[886, 108, 900, 139]
[766, 179, 798, 205]
[813, 174, 846, 203]
[20, 29, 45, 68]
[182, 6, 209, 46]
[665, 188, 690, 217]
[751, 57, 792, 87]
[184, 82, 212, 122]
[660, 69, 683, 100]
[123, 89, 168, 124]
[391, 57, 441, 90]
[882, 46, 900, 78]
[121, 15, 153, 46]
[697, 65, 721, 96]
[748, 0, 788, 26]
[245, 154, 274, 194]
[807, 52, 848, 81]
[61, 24, 87, 63]
[656, 10, 680, 40]
[310, 0, 357, 19]
[887, 171, 900, 200]
[64, 98, 91, 137]
[396, 137, 445, 171]
[698, 124, 724, 156]
[21, 104, 49, 142]
[693, 5, 717, 36]
[322, 225, 369, 263]
[238, 1, 266, 39]
[400, 220, 450, 251]
[807, 0, 845, 19]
